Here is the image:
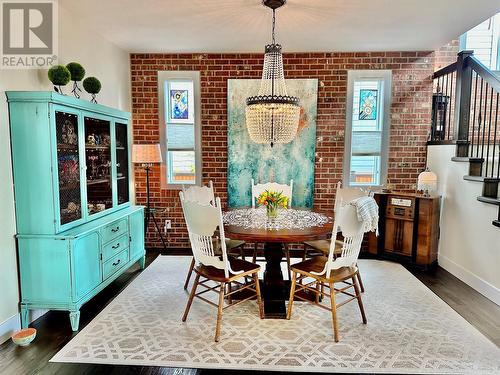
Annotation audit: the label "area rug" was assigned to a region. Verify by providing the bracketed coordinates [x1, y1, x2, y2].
[51, 256, 500, 374]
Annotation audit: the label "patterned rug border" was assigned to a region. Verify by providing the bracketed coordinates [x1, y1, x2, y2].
[50, 256, 500, 374]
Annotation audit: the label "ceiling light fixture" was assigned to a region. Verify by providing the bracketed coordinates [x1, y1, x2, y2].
[246, 0, 300, 147]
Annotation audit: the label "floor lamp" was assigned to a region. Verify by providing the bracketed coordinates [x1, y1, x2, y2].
[132, 144, 168, 252]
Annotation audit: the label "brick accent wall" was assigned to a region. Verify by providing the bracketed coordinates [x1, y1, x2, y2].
[131, 51, 436, 249]
[434, 40, 460, 70]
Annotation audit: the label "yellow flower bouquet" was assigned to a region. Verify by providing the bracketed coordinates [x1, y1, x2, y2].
[257, 190, 288, 218]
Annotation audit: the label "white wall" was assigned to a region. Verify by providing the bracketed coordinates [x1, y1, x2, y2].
[0, 4, 131, 343]
[427, 145, 500, 306]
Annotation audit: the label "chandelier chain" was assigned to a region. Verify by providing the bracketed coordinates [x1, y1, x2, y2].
[272, 9, 276, 44]
[245, 1, 300, 147]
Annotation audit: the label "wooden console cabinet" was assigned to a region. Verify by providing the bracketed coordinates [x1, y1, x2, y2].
[367, 192, 440, 270]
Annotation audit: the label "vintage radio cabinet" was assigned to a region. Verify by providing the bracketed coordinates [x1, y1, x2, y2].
[368, 192, 440, 270]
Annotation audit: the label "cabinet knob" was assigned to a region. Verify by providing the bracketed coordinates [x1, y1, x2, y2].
[111, 227, 120, 233]
[112, 243, 120, 249]
[112, 259, 121, 266]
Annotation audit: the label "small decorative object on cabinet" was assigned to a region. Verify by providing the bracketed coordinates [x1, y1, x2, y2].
[367, 192, 440, 270]
[48, 65, 71, 94]
[7, 91, 145, 331]
[417, 167, 438, 197]
[83, 76, 102, 103]
[66, 62, 86, 98]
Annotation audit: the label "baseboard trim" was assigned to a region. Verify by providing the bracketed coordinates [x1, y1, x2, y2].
[0, 314, 20, 344]
[0, 309, 48, 344]
[438, 254, 500, 306]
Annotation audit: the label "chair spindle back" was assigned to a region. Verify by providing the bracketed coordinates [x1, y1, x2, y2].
[313, 203, 365, 277]
[179, 193, 243, 278]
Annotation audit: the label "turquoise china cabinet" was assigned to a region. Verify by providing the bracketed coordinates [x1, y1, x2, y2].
[7, 91, 145, 331]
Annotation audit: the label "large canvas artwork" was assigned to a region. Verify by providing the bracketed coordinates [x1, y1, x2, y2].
[227, 79, 318, 208]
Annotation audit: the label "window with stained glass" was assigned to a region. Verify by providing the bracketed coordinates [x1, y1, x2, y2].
[344, 70, 392, 187]
[159, 73, 201, 187]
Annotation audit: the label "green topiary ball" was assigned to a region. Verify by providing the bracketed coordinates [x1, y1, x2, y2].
[66, 62, 85, 81]
[48, 65, 71, 86]
[83, 77, 101, 94]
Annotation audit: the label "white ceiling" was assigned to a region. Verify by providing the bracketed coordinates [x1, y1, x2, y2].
[61, 0, 500, 53]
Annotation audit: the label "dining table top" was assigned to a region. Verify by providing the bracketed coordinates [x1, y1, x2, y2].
[223, 206, 334, 243]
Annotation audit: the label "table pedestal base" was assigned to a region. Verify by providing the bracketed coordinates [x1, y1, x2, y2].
[229, 242, 320, 318]
[263, 242, 288, 318]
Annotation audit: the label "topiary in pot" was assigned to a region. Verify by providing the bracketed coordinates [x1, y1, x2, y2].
[66, 62, 85, 99]
[48, 65, 71, 94]
[83, 77, 101, 103]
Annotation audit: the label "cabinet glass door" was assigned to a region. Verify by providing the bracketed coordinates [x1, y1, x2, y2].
[115, 122, 129, 205]
[84, 116, 112, 215]
[55, 111, 82, 225]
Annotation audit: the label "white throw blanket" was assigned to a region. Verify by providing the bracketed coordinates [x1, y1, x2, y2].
[350, 196, 379, 235]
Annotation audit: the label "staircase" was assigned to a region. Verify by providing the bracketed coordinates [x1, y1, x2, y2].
[431, 50, 500, 227]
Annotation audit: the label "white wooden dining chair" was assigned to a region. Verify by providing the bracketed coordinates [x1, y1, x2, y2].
[180, 193, 263, 342]
[251, 179, 293, 208]
[251, 179, 293, 280]
[303, 181, 370, 291]
[182, 181, 246, 290]
[182, 180, 215, 205]
[287, 202, 367, 342]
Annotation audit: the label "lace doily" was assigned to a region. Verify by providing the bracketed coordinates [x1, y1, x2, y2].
[223, 207, 332, 231]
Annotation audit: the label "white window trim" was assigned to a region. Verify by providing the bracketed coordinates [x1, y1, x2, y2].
[158, 71, 202, 189]
[343, 70, 392, 188]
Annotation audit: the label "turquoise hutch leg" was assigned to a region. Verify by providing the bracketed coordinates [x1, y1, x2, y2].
[139, 255, 146, 270]
[69, 310, 81, 331]
[20, 304, 29, 329]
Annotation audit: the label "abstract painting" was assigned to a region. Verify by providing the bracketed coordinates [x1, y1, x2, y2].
[227, 79, 318, 208]
[170, 90, 188, 120]
[359, 89, 378, 120]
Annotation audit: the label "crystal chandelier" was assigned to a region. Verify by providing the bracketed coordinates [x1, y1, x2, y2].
[246, 0, 300, 147]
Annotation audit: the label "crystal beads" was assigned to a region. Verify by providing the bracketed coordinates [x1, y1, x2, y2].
[246, 43, 300, 146]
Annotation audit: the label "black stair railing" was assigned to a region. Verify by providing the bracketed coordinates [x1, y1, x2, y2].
[431, 51, 500, 189]
[431, 62, 458, 142]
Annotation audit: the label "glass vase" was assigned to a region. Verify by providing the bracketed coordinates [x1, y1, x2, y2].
[266, 204, 278, 219]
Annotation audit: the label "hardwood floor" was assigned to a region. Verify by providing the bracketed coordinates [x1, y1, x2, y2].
[411, 265, 500, 347]
[1, 251, 499, 375]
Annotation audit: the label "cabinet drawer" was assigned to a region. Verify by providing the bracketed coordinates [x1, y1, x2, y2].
[103, 249, 129, 280]
[102, 234, 129, 261]
[101, 218, 128, 243]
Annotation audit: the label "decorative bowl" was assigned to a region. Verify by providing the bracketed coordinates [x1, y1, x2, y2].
[11, 328, 36, 346]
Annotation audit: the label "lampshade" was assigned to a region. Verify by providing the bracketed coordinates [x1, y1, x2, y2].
[417, 167, 438, 195]
[132, 144, 162, 164]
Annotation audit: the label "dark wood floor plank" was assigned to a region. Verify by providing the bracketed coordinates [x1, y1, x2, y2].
[410, 265, 500, 347]
[1, 252, 499, 375]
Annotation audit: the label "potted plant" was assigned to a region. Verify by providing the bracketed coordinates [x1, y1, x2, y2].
[257, 190, 288, 219]
[83, 76, 102, 103]
[48, 65, 71, 94]
[66, 62, 86, 98]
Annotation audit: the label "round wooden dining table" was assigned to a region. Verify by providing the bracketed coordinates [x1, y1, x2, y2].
[223, 207, 333, 318]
